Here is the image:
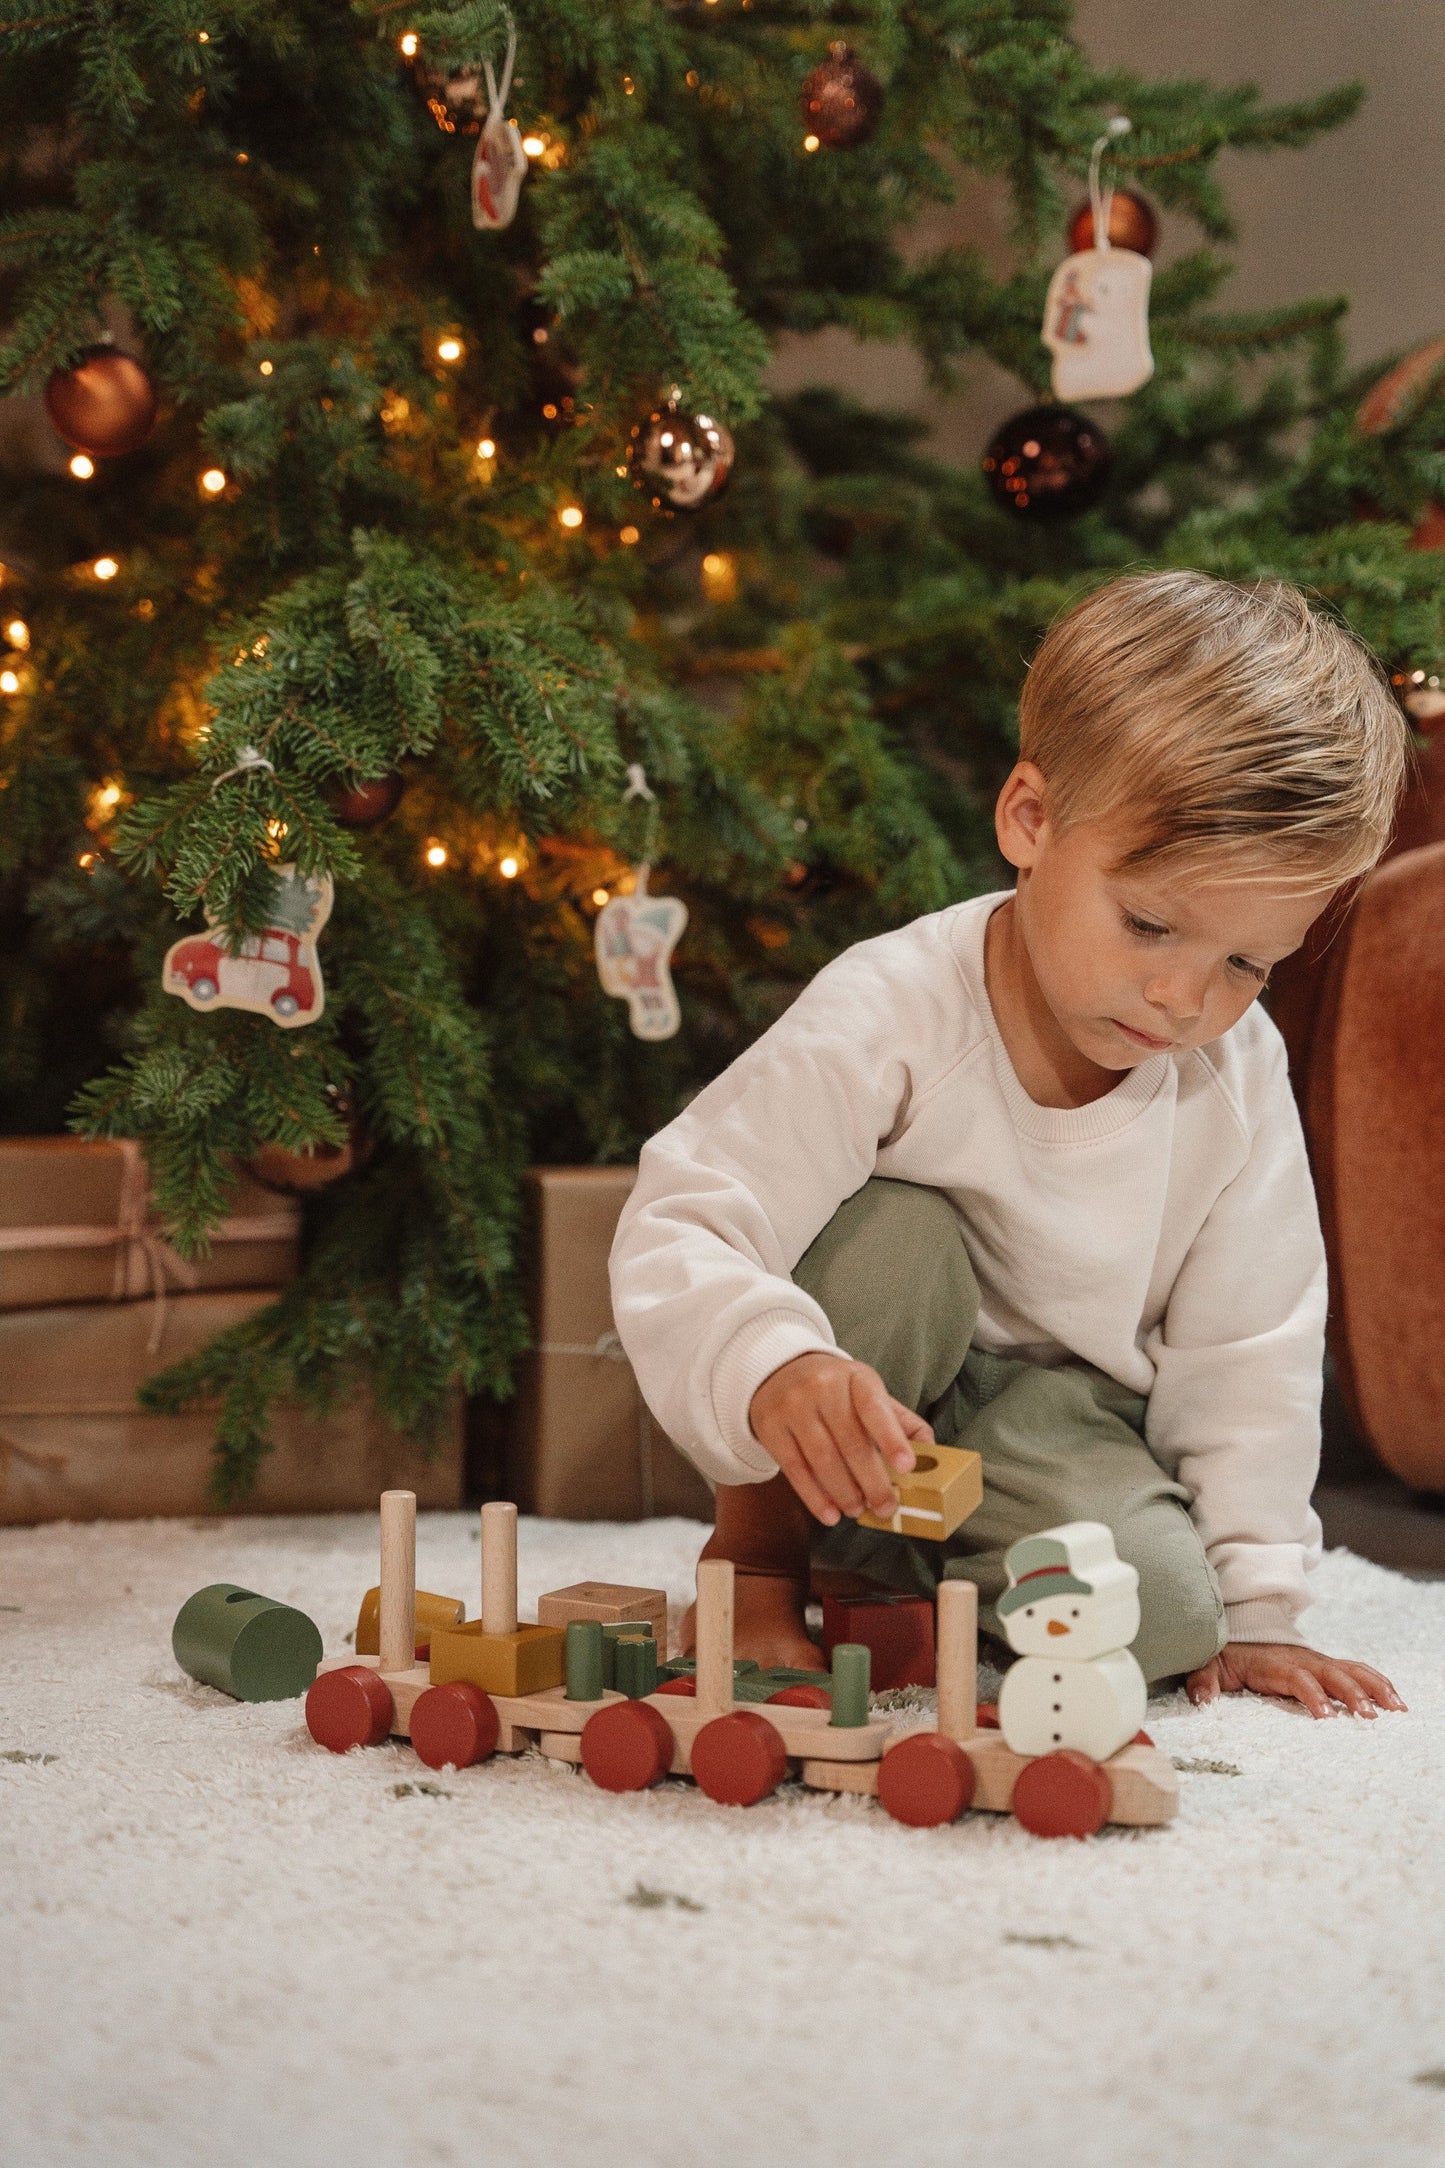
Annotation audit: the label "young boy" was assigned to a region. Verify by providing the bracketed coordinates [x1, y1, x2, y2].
[610, 571, 1409, 1718]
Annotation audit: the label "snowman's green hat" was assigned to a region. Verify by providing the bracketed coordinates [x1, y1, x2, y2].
[997, 1531, 1094, 1618]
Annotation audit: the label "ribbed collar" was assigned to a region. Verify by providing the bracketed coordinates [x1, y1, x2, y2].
[951, 893, 1173, 1147]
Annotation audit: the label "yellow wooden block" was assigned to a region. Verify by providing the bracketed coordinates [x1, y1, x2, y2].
[428, 1620, 566, 1696]
[856, 1442, 983, 1542]
[354, 1585, 465, 1657]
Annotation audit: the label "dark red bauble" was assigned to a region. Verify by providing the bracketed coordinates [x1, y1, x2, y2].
[1067, 187, 1158, 258]
[981, 404, 1112, 520]
[800, 42, 884, 150]
[325, 770, 405, 828]
[44, 347, 158, 458]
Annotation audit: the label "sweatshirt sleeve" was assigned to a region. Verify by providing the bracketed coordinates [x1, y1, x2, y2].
[1143, 1031, 1326, 1645]
[609, 925, 965, 1487]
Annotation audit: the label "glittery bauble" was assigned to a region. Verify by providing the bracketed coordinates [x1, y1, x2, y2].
[628, 396, 734, 513]
[325, 770, 405, 828]
[44, 347, 158, 458]
[411, 58, 486, 135]
[799, 42, 884, 150]
[1067, 187, 1158, 258]
[981, 404, 1112, 520]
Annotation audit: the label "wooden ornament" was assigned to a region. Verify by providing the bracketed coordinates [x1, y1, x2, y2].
[409, 1681, 500, 1769]
[877, 1731, 975, 1827]
[580, 1698, 675, 1791]
[163, 864, 333, 1029]
[690, 1710, 788, 1806]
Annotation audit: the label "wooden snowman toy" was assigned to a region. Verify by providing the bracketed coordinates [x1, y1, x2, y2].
[996, 1522, 1147, 1762]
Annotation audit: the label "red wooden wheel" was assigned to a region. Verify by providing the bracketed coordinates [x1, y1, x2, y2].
[654, 1675, 697, 1696]
[410, 1682, 499, 1770]
[581, 1699, 675, 1791]
[306, 1665, 394, 1753]
[1011, 1749, 1111, 1838]
[691, 1710, 788, 1806]
[877, 1731, 975, 1827]
[766, 1683, 832, 1710]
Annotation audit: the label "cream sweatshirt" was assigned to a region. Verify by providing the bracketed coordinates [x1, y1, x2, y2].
[610, 892, 1327, 1644]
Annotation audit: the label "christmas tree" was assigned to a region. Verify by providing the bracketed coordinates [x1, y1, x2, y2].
[2, 1, 1442, 1497]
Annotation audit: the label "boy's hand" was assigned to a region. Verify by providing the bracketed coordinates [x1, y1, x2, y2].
[1187, 1641, 1406, 1719]
[749, 1352, 931, 1527]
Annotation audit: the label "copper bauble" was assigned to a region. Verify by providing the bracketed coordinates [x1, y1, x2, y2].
[1066, 187, 1158, 259]
[247, 1092, 371, 1193]
[325, 770, 405, 828]
[44, 347, 158, 458]
[981, 404, 1111, 519]
[628, 394, 734, 513]
[799, 42, 884, 150]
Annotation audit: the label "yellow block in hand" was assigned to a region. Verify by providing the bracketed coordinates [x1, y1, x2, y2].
[856, 1443, 982, 1543]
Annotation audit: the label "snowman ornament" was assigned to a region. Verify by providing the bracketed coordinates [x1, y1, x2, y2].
[996, 1521, 1147, 1764]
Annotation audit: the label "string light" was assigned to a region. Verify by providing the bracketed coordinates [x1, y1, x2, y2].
[436, 336, 464, 364]
[558, 505, 584, 530]
[399, 30, 419, 56]
[498, 855, 520, 879]
[236, 152, 248, 165]
[199, 467, 227, 495]
[0, 670, 19, 695]
[425, 840, 449, 868]
[477, 438, 496, 459]
[197, 29, 210, 42]
[93, 781, 123, 814]
[803, 134, 821, 152]
[93, 557, 119, 581]
[259, 359, 273, 376]
[6, 619, 29, 649]
[701, 550, 738, 604]
[592, 887, 609, 907]
[522, 135, 545, 157]
[77, 851, 97, 869]
[619, 526, 640, 546]
[69, 454, 95, 480]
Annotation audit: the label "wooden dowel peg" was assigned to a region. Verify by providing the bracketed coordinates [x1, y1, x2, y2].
[378, 1489, 417, 1674]
[695, 1559, 735, 1716]
[481, 1501, 519, 1637]
[936, 1577, 977, 1743]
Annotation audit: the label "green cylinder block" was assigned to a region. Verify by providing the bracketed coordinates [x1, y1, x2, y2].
[172, 1583, 323, 1703]
[615, 1633, 659, 1700]
[830, 1642, 871, 1729]
[566, 1619, 606, 1701]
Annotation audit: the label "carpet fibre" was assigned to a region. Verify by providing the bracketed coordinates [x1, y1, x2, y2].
[2, 1512, 1443, 2168]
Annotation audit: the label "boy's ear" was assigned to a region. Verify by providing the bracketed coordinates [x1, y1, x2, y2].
[995, 760, 1051, 871]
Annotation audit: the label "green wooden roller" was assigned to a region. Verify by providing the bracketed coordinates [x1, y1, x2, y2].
[172, 1583, 323, 1702]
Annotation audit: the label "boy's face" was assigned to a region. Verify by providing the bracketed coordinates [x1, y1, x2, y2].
[997, 762, 1331, 1071]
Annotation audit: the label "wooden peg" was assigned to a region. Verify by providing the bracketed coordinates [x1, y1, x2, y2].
[378, 1489, 417, 1674]
[936, 1577, 977, 1743]
[695, 1558, 734, 1717]
[480, 1501, 518, 1637]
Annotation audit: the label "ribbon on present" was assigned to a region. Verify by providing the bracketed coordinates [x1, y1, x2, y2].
[0, 1140, 296, 1354]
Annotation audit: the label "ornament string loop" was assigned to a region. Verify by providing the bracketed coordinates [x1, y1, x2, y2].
[209, 746, 275, 794]
[482, 9, 517, 127]
[622, 762, 659, 871]
[1087, 115, 1131, 255]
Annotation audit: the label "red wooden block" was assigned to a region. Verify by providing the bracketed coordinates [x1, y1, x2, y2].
[581, 1699, 675, 1792]
[877, 1731, 975, 1828]
[976, 1702, 999, 1729]
[1133, 1729, 1153, 1747]
[410, 1682, 500, 1770]
[306, 1665, 394, 1753]
[821, 1593, 935, 1689]
[766, 1683, 832, 1709]
[1011, 1749, 1111, 1838]
[691, 1710, 789, 1806]
[654, 1676, 697, 1696]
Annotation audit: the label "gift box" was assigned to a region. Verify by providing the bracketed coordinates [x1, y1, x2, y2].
[507, 1166, 713, 1522]
[0, 1137, 300, 1313]
[0, 1290, 462, 1525]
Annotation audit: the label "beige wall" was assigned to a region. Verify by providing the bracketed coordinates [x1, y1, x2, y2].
[767, 2, 1445, 462]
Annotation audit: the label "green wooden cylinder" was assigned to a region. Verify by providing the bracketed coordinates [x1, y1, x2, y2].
[830, 1642, 871, 1729]
[172, 1583, 323, 1703]
[565, 1619, 605, 1701]
[615, 1633, 659, 1700]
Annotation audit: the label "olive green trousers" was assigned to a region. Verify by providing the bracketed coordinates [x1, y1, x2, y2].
[801, 1178, 1226, 1684]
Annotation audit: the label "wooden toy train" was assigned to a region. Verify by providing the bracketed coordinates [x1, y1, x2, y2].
[303, 1492, 1178, 1838]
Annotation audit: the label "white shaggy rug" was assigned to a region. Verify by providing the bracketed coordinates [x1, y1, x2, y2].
[2, 1513, 1443, 2168]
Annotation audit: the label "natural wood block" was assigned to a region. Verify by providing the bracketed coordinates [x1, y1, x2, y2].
[537, 1582, 668, 1655]
[856, 1442, 982, 1541]
[800, 1758, 879, 1796]
[428, 1620, 566, 1697]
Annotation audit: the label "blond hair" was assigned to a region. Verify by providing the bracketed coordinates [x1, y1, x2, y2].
[1018, 570, 1408, 887]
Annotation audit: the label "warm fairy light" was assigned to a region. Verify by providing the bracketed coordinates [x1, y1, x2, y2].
[236, 152, 248, 165]
[592, 887, 609, 907]
[803, 134, 821, 152]
[623, 76, 634, 95]
[135, 598, 155, 619]
[265, 818, 289, 842]
[701, 550, 738, 603]
[522, 135, 545, 157]
[615, 464, 628, 478]
[197, 30, 210, 42]
[399, 30, 419, 56]
[6, 619, 29, 649]
[200, 467, 227, 495]
[541, 403, 558, 420]
[259, 359, 273, 376]
[94, 781, 123, 813]
[477, 437, 496, 459]
[425, 840, 449, 868]
[619, 525, 640, 546]
[69, 453, 95, 480]
[558, 505, 584, 530]
[93, 557, 119, 581]
[77, 851, 97, 869]
[436, 336, 464, 364]
[0, 670, 19, 695]
[498, 855, 520, 879]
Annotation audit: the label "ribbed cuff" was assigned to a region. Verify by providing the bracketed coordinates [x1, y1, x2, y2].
[710, 1308, 847, 1481]
[1223, 1598, 1310, 1647]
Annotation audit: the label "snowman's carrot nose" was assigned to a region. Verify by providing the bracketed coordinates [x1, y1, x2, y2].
[1046, 1619, 1070, 1636]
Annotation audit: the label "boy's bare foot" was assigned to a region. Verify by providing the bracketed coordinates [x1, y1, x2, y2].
[677, 1568, 824, 1673]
